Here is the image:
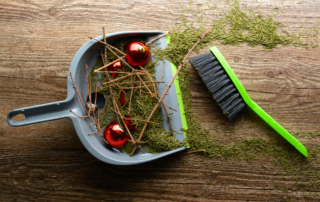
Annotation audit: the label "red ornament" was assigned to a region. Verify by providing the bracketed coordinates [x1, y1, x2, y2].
[103, 121, 128, 148]
[120, 89, 127, 105]
[124, 40, 150, 66]
[125, 115, 137, 131]
[108, 61, 123, 78]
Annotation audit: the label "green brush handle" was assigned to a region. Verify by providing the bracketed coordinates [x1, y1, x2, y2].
[209, 46, 308, 158]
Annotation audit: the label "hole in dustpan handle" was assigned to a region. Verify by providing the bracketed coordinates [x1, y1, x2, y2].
[7, 100, 73, 127]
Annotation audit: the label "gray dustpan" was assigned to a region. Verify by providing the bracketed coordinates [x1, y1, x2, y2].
[7, 31, 187, 165]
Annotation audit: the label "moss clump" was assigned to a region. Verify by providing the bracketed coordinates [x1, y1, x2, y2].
[89, 0, 320, 196]
[153, 0, 320, 195]
[291, 130, 320, 139]
[166, 0, 319, 51]
[90, 37, 185, 155]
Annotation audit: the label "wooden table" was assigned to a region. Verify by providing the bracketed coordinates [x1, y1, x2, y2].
[1, 0, 319, 201]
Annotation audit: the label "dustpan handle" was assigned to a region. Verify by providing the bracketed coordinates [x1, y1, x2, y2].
[7, 100, 73, 127]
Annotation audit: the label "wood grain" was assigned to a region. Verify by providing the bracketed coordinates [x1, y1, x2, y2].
[1, 0, 320, 201]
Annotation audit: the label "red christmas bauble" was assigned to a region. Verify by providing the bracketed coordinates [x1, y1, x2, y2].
[108, 61, 123, 78]
[112, 61, 123, 70]
[119, 89, 127, 105]
[124, 40, 150, 67]
[125, 115, 137, 131]
[103, 121, 128, 148]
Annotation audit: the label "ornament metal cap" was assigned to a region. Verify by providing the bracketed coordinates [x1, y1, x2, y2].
[138, 46, 145, 53]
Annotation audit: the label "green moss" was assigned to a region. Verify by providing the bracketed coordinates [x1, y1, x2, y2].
[90, 37, 185, 155]
[89, 0, 320, 195]
[153, 0, 320, 193]
[291, 130, 320, 139]
[165, 0, 318, 51]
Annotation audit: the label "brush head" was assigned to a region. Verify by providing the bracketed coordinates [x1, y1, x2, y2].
[189, 51, 246, 121]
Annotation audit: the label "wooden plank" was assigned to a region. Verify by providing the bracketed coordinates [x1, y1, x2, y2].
[1, 0, 320, 201]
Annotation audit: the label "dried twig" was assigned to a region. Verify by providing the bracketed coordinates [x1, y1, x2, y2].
[102, 80, 164, 86]
[85, 65, 93, 111]
[110, 108, 159, 125]
[100, 51, 106, 66]
[98, 58, 131, 142]
[99, 96, 111, 125]
[154, 60, 173, 135]
[103, 27, 107, 65]
[127, 140, 148, 144]
[70, 45, 128, 146]
[94, 56, 125, 73]
[88, 36, 127, 58]
[88, 36, 135, 71]
[70, 72, 88, 114]
[157, 61, 166, 89]
[146, 31, 170, 45]
[97, 51, 108, 89]
[88, 36, 155, 97]
[128, 75, 136, 114]
[86, 66, 106, 143]
[98, 70, 134, 74]
[99, 47, 132, 141]
[128, 118, 159, 125]
[112, 98, 122, 126]
[88, 131, 98, 135]
[139, 92, 177, 112]
[111, 99, 136, 142]
[138, 65, 157, 97]
[116, 84, 155, 89]
[100, 41, 154, 100]
[122, 88, 137, 108]
[135, 73, 154, 97]
[101, 73, 136, 86]
[102, 55, 128, 140]
[87, 31, 193, 154]
[81, 92, 89, 109]
[70, 110, 88, 118]
[159, 93, 174, 136]
[97, 107, 100, 127]
[130, 30, 210, 156]
[69, 71, 108, 144]
[94, 82, 98, 110]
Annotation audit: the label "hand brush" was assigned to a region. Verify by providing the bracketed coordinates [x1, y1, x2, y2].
[189, 46, 308, 157]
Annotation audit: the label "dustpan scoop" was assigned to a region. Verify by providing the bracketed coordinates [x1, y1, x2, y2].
[7, 31, 188, 165]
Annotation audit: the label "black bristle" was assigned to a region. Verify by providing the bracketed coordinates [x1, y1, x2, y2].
[189, 51, 246, 121]
[209, 79, 231, 96]
[221, 93, 241, 112]
[227, 102, 246, 121]
[214, 85, 236, 102]
[220, 93, 241, 110]
[198, 61, 220, 76]
[202, 67, 224, 83]
[189, 52, 216, 68]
